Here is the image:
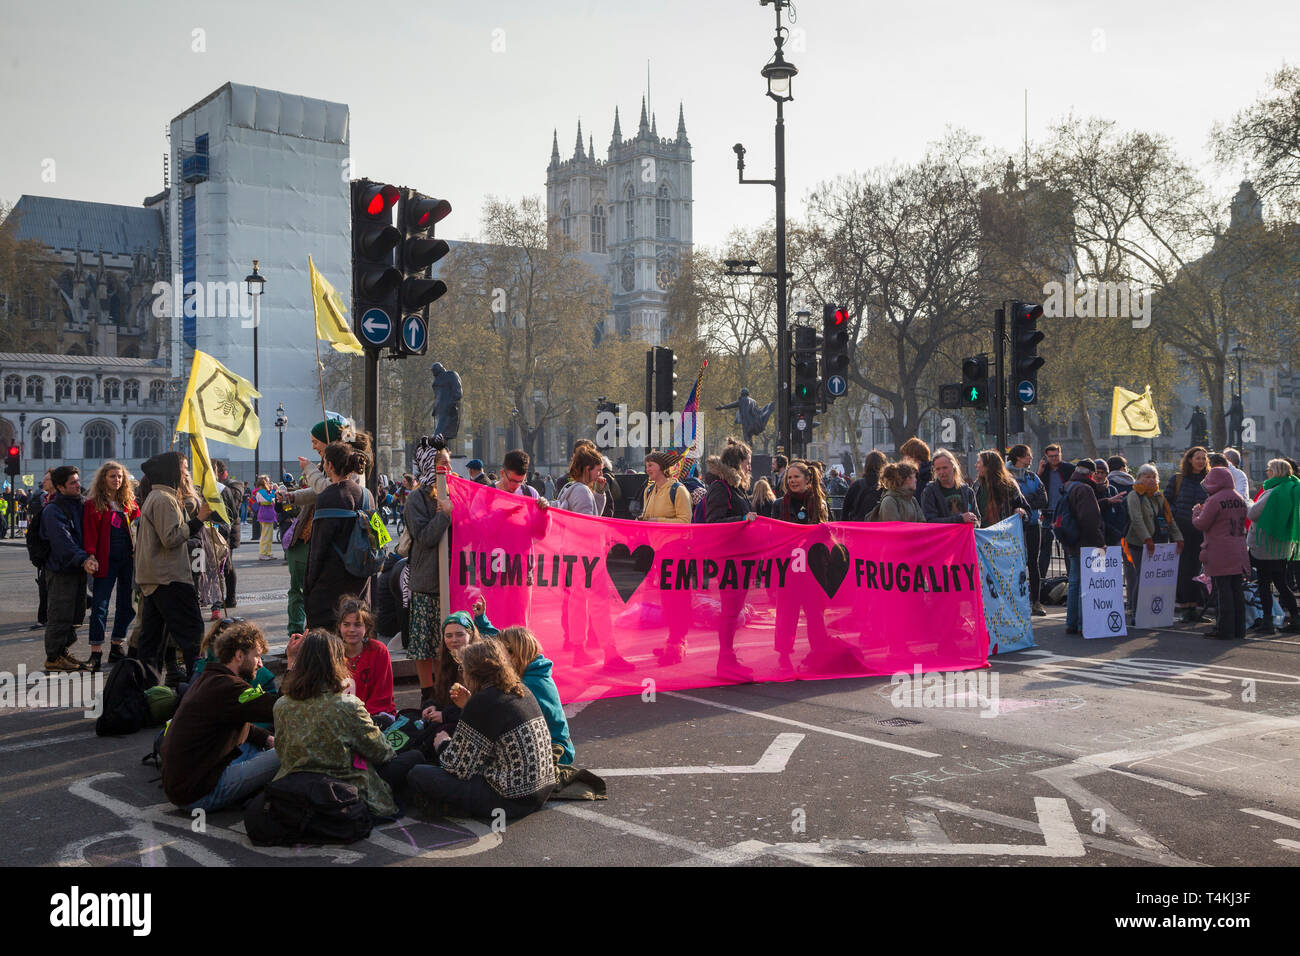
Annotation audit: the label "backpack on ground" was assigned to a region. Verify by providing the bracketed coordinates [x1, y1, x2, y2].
[1051, 484, 1081, 548]
[313, 490, 386, 578]
[243, 772, 373, 846]
[95, 658, 159, 737]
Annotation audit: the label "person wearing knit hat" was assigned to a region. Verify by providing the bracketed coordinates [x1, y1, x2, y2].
[466, 459, 489, 485]
[1072, 458, 1095, 477]
[310, 419, 344, 450]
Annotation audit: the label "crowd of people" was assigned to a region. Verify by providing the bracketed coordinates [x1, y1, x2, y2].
[17, 418, 1299, 837]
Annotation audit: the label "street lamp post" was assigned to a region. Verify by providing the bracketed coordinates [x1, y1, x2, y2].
[120, 414, 128, 461]
[244, 261, 266, 478]
[1231, 343, 1246, 449]
[274, 403, 288, 482]
[734, 0, 798, 455]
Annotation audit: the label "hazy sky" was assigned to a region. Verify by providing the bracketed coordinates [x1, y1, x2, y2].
[2, 0, 1296, 248]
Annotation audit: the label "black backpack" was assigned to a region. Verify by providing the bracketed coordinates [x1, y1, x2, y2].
[95, 658, 158, 737]
[243, 772, 373, 845]
[26, 503, 52, 569]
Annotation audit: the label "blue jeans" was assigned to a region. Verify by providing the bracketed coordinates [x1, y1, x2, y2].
[185, 743, 280, 812]
[89, 556, 134, 648]
[1066, 553, 1082, 630]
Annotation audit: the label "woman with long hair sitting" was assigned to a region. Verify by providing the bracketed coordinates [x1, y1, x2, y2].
[498, 625, 574, 765]
[271, 629, 400, 818]
[408, 639, 557, 820]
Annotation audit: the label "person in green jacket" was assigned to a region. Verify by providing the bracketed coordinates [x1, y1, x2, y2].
[1246, 459, 1300, 635]
[271, 630, 400, 818]
[498, 625, 575, 765]
[875, 462, 925, 522]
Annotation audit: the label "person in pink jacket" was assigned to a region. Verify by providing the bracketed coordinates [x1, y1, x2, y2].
[1192, 466, 1250, 641]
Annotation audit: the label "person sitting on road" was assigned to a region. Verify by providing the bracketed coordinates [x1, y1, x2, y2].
[407, 639, 557, 820]
[920, 449, 980, 525]
[498, 625, 575, 766]
[161, 620, 281, 812]
[335, 595, 396, 725]
[420, 601, 496, 735]
[271, 630, 403, 818]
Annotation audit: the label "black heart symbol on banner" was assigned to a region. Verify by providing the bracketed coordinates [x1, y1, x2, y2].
[808, 543, 850, 599]
[605, 544, 656, 603]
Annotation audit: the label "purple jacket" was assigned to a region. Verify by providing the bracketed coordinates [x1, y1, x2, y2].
[1191, 467, 1250, 577]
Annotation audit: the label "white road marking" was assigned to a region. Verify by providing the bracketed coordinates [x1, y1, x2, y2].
[0, 732, 90, 753]
[1240, 808, 1300, 829]
[549, 803, 762, 865]
[1103, 767, 1207, 796]
[1275, 839, 1300, 852]
[595, 733, 803, 777]
[664, 691, 940, 757]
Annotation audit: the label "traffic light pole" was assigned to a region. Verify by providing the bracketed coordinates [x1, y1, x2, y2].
[364, 350, 379, 500]
[994, 306, 1007, 454]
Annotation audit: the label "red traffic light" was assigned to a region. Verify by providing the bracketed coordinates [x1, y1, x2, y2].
[362, 184, 401, 217]
[834, 309, 848, 325]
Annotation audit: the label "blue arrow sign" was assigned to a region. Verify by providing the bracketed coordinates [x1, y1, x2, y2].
[826, 374, 848, 397]
[402, 315, 427, 353]
[359, 308, 392, 346]
[1017, 380, 1037, 404]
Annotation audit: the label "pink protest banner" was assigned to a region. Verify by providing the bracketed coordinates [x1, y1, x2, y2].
[447, 476, 989, 703]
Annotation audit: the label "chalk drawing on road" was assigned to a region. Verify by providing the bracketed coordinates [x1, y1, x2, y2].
[58, 772, 501, 866]
[595, 733, 803, 777]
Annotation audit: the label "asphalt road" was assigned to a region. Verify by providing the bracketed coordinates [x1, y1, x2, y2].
[1, 530, 1298, 868]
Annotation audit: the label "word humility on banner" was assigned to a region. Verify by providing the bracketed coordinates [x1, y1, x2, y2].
[459, 548, 979, 598]
[445, 476, 992, 703]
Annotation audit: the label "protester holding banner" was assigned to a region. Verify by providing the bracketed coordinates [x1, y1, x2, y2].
[83, 460, 139, 671]
[556, 445, 632, 672]
[769, 460, 834, 671]
[641, 450, 692, 523]
[920, 449, 979, 525]
[1193, 465, 1250, 640]
[1064, 459, 1106, 635]
[1008, 445, 1048, 615]
[405, 443, 454, 705]
[1246, 459, 1300, 635]
[303, 441, 372, 631]
[1167, 447, 1210, 623]
[899, 438, 933, 498]
[749, 478, 777, 518]
[842, 449, 887, 521]
[875, 461, 924, 522]
[1125, 464, 1184, 620]
[703, 438, 757, 682]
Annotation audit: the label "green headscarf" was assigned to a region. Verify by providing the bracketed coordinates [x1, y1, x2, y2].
[1254, 474, 1300, 559]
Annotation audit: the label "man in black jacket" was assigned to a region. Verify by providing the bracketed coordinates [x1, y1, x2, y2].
[1064, 459, 1106, 634]
[1038, 444, 1076, 579]
[25, 470, 53, 630]
[41, 466, 96, 671]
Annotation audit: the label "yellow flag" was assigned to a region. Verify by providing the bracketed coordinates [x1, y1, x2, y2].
[189, 429, 230, 524]
[175, 350, 262, 449]
[1110, 385, 1161, 437]
[309, 255, 364, 355]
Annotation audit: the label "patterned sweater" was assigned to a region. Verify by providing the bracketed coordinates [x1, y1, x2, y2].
[436, 686, 557, 802]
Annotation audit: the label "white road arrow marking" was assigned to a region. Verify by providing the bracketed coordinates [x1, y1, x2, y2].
[595, 733, 803, 777]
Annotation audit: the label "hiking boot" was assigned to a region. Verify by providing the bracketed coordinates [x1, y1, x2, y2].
[44, 653, 88, 673]
[777, 652, 794, 672]
[1031, 602, 1047, 617]
[652, 643, 686, 666]
[88, 650, 103, 673]
[108, 643, 125, 663]
[716, 654, 754, 683]
[571, 647, 596, 667]
[164, 662, 185, 689]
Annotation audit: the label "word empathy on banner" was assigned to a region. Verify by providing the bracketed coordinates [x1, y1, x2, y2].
[1134, 542, 1178, 630]
[1082, 546, 1127, 639]
[974, 517, 1036, 655]
[447, 477, 989, 703]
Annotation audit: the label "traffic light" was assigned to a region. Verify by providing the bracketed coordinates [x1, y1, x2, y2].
[653, 346, 677, 414]
[791, 324, 822, 451]
[1009, 300, 1045, 407]
[394, 188, 451, 356]
[351, 179, 402, 350]
[821, 304, 850, 406]
[4, 444, 18, 477]
[961, 355, 990, 408]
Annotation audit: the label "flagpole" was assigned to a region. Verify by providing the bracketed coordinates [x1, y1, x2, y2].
[313, 323, 328, 430]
